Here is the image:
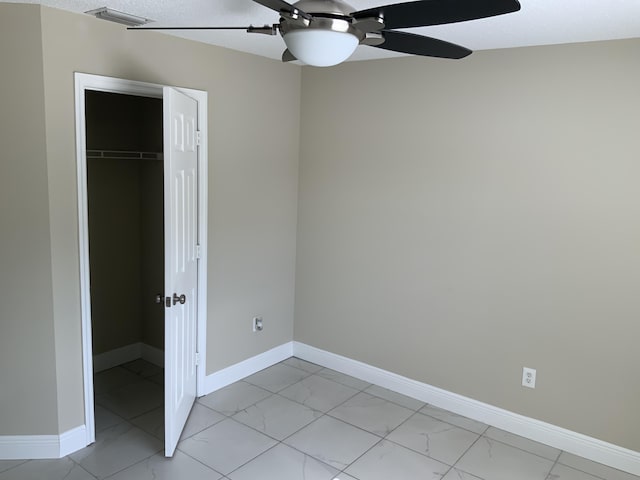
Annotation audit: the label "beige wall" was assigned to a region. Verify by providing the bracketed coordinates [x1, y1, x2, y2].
[0, 3, 59, 435]
[295, 39, 640, 451]
[0, 3, 300, 435]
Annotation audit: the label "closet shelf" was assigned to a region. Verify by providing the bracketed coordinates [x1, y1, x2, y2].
[87, 150, 163, 161]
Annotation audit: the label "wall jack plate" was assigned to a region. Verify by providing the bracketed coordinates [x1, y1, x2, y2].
[522, 367, 536, 388]
[253, 316, 263, 332]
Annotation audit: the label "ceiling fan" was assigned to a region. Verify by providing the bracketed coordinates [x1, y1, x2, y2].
[128, 0, 522, 67]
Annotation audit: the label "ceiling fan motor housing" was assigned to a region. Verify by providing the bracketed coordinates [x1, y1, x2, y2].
[280, 0, 365, 66]
[279, 0, 363, 39]
[292, 0, 356, 16]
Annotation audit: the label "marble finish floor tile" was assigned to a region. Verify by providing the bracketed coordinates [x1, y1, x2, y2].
[178, 418, 277, 475]
[131, 407, 165, 440]
[70, 423, 162, 479]
[548, 463, 603, 480]
[232, 394, 321, 440]
[93, 367, 140, 395]
[284, 416, 380, 470]
[364, 384, 426, 411]
[279, 374, 359, 412]
[420, 404, 488, 434]
[387, 412, 480, 465]
[0, 458, 95, 480]
[95, 405, 125, 432]
[147, 372, 164, 386]
[181, 403, 227, 439]
[484, 427, 560, 461]
[105, 450, 222, 480]
[441, 467, 484, 480]
[131, 403, 225, 441]
[455, 436, 554, 480]
[557, 452, 640, 480]
[345, 439, 449, 480]
[328, 392, 414, 437]
[197, 381, 272, 416]
[282, 357, 324, 373]
[316, 369, 371, 391]
[243, 364, 311, 393]
[0, 460, 27, 474]
[95, 379, 163, 419]
[121, 359, 163, 378]
[228, 444, 339, 480]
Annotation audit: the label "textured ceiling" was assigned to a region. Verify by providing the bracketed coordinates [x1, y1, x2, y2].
[9, 0, 640, 62]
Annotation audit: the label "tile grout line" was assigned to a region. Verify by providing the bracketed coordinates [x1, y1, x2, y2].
[544, 452, 562, 480]
[447, 427, 490, 479]
[479, 429, 563, 464]
[175, 445, 227, 478]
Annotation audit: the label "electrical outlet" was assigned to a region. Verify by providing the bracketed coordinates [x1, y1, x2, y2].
[522, 367, 536, 388]
[253, 316, 263, 332]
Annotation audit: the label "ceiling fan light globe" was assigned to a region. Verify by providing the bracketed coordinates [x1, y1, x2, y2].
[283, 29, 358, 67]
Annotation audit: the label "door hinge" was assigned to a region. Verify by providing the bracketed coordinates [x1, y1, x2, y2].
[195, 352, 200, 366]
[196, 244, 201, 259]
[196, 130, 201, 146]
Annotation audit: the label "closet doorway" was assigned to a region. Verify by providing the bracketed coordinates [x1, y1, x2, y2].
[86, 90, 166, 449]
[75, 73, 208, 457]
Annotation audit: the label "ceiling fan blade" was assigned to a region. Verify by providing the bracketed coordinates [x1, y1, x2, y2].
[282, 49, 297, 62]
[372, 30, 471, 59]
[252, 0, 312, 20]
[352, 0, 520, 30]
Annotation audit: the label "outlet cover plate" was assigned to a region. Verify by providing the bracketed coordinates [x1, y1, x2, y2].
[522, 367, 536, 388]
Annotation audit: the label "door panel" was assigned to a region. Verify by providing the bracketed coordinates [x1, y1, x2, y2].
[164, 87, 199, 457]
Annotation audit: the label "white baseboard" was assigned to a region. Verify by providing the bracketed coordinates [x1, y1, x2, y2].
[58, 426, 87, 457]
[0, 426, 86, 460]
[292, 341, 640, 477]
[93, 343, 141, 372]
[93, 342, 164, 372]
[141, 343, 164, 368]
[202, 342, 293, 395]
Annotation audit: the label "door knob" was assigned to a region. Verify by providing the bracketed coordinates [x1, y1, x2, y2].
[173, 293, 186, 305]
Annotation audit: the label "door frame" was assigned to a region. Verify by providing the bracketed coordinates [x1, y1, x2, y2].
[74, 73, 208, 446]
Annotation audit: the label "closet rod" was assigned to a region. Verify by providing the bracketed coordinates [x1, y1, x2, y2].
[87, 150, 163, 161]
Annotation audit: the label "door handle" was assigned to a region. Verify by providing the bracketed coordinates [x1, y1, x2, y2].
[173, 293, 186, 305]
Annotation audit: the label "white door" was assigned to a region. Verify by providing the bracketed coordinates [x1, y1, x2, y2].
[163, 87, 199, 457]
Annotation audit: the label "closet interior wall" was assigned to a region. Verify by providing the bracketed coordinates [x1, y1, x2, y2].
[85, 91, 164, 362]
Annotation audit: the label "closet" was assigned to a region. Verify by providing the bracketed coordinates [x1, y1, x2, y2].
[85, 91, 165, 431]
